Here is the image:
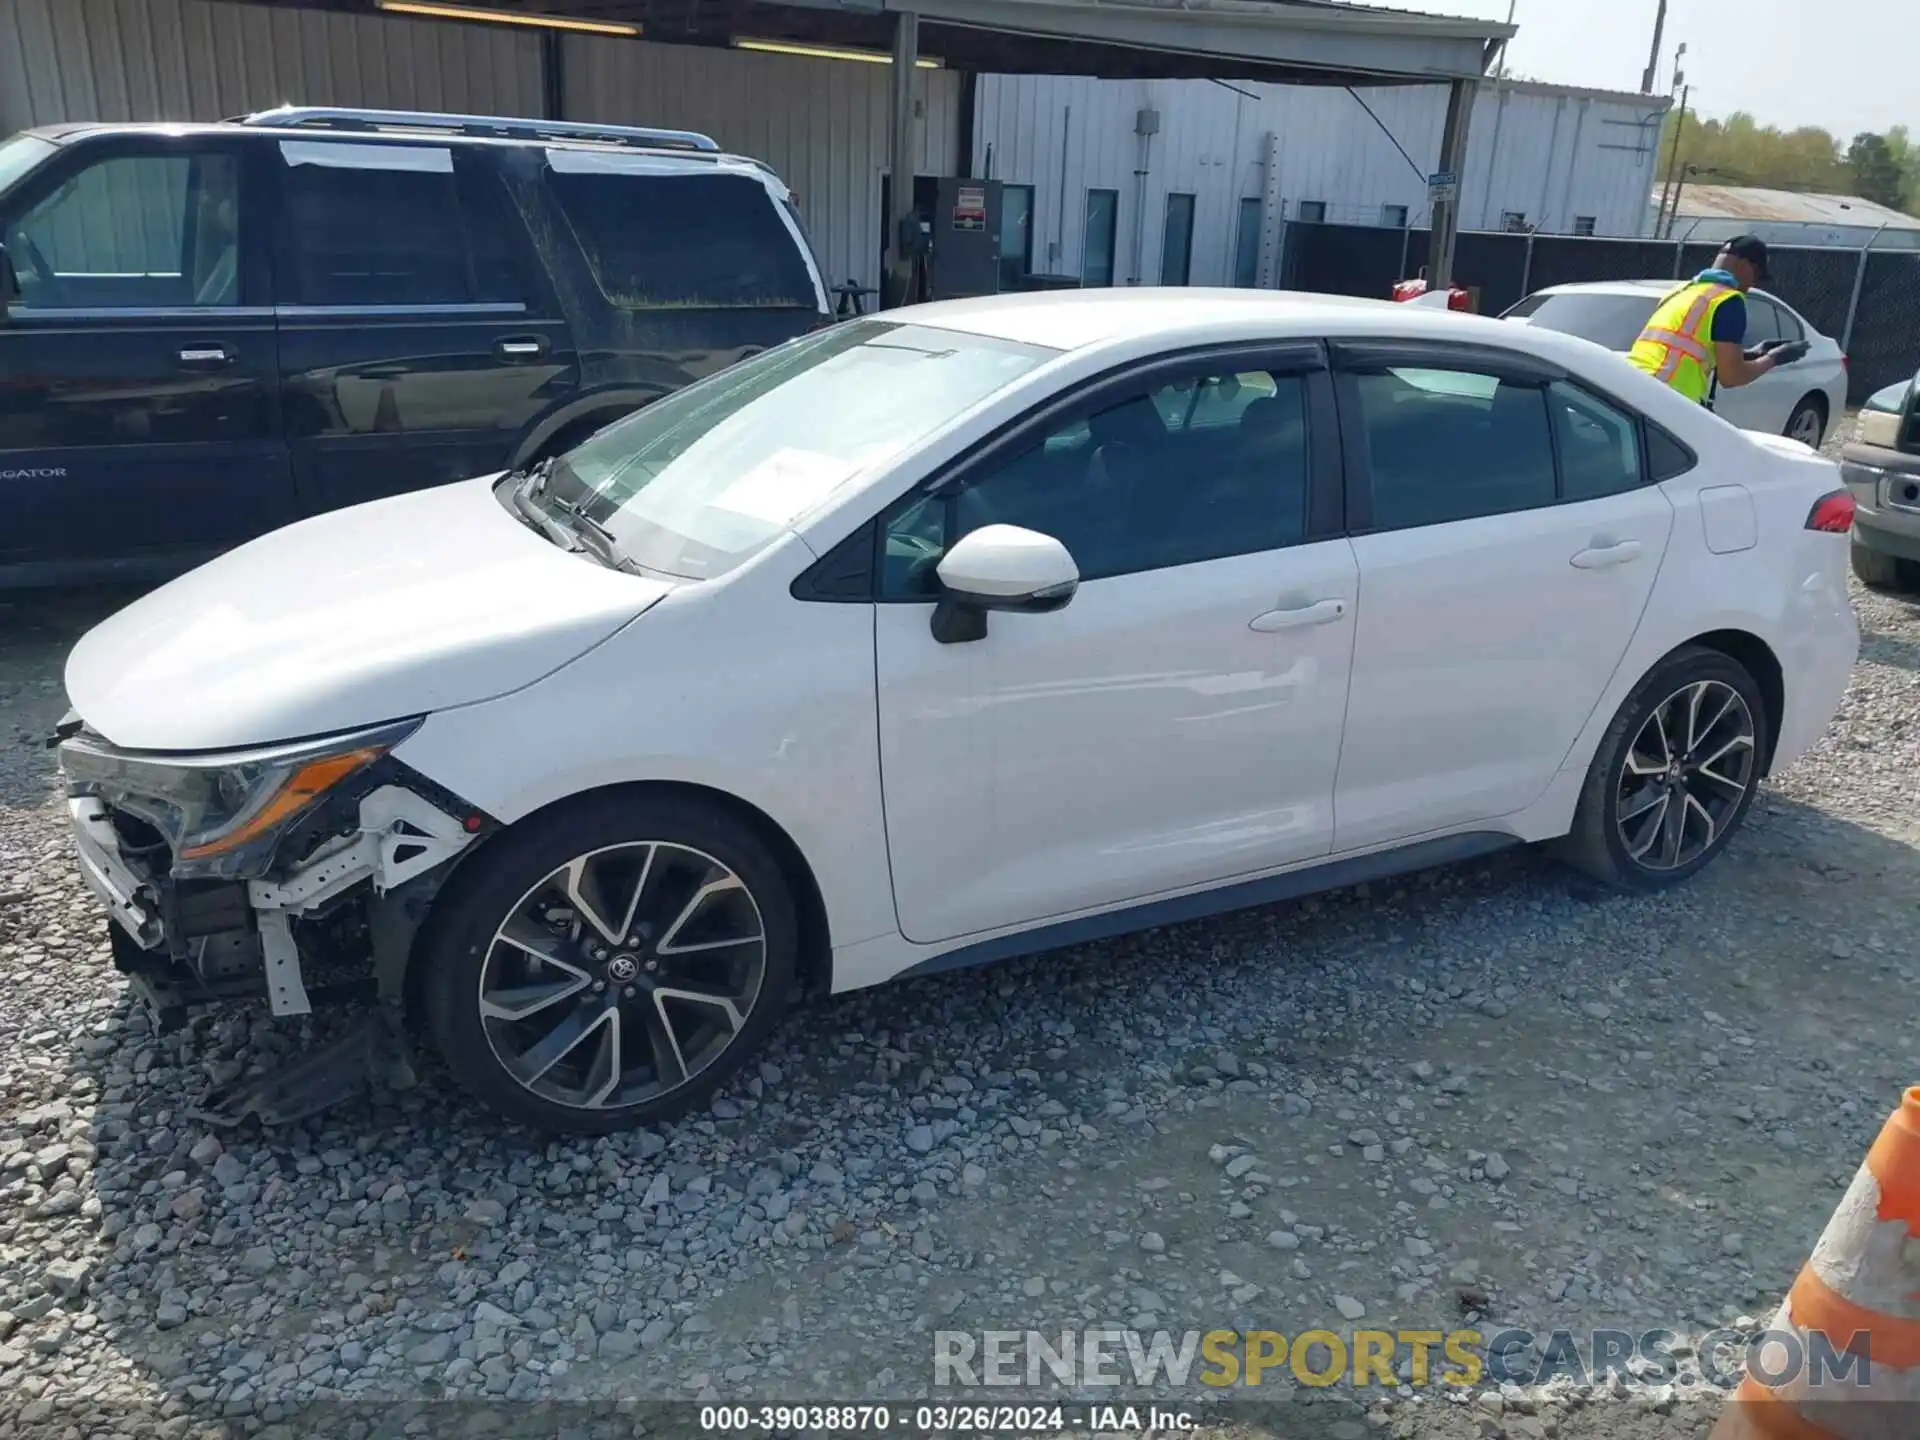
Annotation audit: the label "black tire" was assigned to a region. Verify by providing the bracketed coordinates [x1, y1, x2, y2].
[417, 791, 796, 1134]
[1551, 646, 1768, 892]
[1850, 540, 1907, 590]
[1784, 395, 1826, 448]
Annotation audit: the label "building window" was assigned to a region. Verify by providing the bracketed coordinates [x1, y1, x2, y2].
[1573, 216, 1597, 237]
[1500, 211, 1530, 233]
[998, 184, 1033, 292]
[1160, 193, 1195, 286]
[1082, 189, 1119, 287]
[1233, 198, 1263, 288]
[1381, 204, 1409, 228]
[1297, 200, 1327, 223]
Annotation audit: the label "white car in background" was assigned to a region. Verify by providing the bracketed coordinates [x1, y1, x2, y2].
[57, 289, 1859, 1133]
[1504, 280, 1850, 447]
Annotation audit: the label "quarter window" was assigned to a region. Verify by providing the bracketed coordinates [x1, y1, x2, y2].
[544, 165, 816, 310]
[8, 151, 241, 309]
[1350, 366, 1557, 530]
[882, 366, 1311, 597]
[1549, 381, 1645, 500]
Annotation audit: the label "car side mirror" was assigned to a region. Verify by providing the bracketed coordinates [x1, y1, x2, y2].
[929, 524, 1079, 645]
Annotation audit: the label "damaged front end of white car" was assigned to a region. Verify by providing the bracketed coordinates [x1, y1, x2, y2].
[55, 714, 491, 1125]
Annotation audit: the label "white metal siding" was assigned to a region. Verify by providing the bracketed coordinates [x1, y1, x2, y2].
[976, 76, 1667, 286]
[0, 0, 543, 129]
[563, 38, 962, 293]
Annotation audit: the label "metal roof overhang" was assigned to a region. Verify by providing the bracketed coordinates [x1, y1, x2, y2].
[263, 0, 1513, 83]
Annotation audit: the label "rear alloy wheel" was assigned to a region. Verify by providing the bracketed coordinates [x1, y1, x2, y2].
[1785, 397, 1826, 448]
[420, 795, 795, 1133]
[1554, 647, 1766, 890]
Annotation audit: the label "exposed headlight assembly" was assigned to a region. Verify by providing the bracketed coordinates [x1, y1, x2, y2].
[58, 719, 421, 878]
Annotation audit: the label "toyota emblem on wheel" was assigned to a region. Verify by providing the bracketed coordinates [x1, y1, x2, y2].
[605, 954, 640, 983]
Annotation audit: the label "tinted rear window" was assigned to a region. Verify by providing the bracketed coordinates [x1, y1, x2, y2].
[1504, 291, 1660, 352]
[545, 168, 817, 311]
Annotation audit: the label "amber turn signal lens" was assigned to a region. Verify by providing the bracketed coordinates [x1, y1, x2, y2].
[177, 747, 385, 860]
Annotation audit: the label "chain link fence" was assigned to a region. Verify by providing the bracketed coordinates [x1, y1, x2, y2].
[1279, 220, 1920, 403]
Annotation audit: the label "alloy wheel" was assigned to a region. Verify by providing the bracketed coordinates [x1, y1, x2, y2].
[1789, 407, 1823, 446]
[477, 842, 766, 1111]
[1614, 680, 1757, 873]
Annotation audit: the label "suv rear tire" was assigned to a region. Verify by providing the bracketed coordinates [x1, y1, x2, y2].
[1553, 646, 1766, 891]
[417, 792, 796, 1133]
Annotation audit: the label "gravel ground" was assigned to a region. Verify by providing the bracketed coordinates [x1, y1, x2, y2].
[1, 440, 1916, 1438]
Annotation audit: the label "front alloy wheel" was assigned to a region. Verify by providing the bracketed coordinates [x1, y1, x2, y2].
[480, 843, 767, 1112]
[421, 795, 796, 1132]
[1613, 680, 1756, 872]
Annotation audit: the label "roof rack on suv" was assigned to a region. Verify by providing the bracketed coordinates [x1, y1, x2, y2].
[237, 105, 721, 154]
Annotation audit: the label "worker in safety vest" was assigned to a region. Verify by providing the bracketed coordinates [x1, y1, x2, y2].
[1627, 235, 1808, 406]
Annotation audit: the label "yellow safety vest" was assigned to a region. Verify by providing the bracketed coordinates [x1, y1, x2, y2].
[1627, 281, 1741, 403]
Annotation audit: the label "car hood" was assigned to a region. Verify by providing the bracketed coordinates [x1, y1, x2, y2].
[66, 476, 673, 752]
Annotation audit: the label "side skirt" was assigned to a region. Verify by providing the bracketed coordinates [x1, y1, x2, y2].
[897, 831, 1517, 981]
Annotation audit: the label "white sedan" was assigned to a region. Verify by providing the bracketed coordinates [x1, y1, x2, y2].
[58, 289, 1859, 1132]
[1503, 280, 1851, 447]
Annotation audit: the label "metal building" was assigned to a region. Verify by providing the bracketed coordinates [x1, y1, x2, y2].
[0, 0, 1517, 293]
[976, 75, 1670, 291]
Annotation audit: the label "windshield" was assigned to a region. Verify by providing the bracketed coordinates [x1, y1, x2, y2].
[1504, 291, 1661, 352]
[0, 133, 55, 200]
[548, 320, 1057, 580]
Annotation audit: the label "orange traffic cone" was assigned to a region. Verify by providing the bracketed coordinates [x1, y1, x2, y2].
[1710, 1086, 1920, 1440]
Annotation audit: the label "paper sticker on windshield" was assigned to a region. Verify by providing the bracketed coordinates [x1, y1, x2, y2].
[708, 450, 854, 526]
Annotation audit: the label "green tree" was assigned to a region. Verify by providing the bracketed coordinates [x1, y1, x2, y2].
[1847, 132, 1906, 209]
[1659, 109, 1846, 193]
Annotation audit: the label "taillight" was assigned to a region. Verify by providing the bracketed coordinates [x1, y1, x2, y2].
[1841, 353, 1850, 373]
[1806, 489, 1856, 533]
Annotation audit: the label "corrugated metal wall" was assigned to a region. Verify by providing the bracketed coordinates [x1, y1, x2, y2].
[0, 0, 543, 128]
[563, 38, 962, 292]
[975, 75, 1667, 288]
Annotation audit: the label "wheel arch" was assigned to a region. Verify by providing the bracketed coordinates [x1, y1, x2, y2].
[508, 388, 669, 469]
[1667, 628, 1785, 773]
[423, 778, 836, 1002]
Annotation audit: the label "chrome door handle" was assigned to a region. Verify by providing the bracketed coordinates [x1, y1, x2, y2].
[1571, 539, 1643, 569]
[495, 336, 547, 361]
[1249, 597, 1348, 632]
[178, 344, 232, 368]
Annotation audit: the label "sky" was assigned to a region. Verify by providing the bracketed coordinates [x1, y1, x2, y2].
[1365, 0, 1916, 139]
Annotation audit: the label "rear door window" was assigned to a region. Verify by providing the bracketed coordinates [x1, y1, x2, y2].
[543, 155, 817, 311]
[275, 141, 522, 308]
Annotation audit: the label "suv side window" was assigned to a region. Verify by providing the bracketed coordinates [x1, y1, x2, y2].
[275, 141, 520, 307]
[1348, 365, 1557, 529]
[882, 364, 1312, 597]
[7, 150, 241, 309]
[543, 159, 817, 310]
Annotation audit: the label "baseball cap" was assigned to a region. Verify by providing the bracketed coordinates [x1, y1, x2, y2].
[1718, 234, 1770, 281]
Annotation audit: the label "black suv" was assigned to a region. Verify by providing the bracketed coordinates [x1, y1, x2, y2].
[0, 106, 831, 589]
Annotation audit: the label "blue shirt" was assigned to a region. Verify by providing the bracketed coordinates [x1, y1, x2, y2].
[1694, 269, 1748, 345]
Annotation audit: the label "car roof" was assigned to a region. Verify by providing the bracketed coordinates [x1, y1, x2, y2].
[26, 120, 769, 176]
[896, 287, 1597, 360]
[1529, 278, 1816, 326]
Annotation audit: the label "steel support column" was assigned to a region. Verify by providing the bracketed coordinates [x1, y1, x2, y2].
[884, 9, 921, 308]
[1428, 77, 1476, 292]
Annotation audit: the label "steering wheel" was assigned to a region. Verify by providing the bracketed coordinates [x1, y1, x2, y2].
[9, 229, 61, 305]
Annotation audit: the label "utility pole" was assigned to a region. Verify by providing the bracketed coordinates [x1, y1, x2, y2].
[1656, 84, 1689, 238]
[1640, 0, 1669, 94]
